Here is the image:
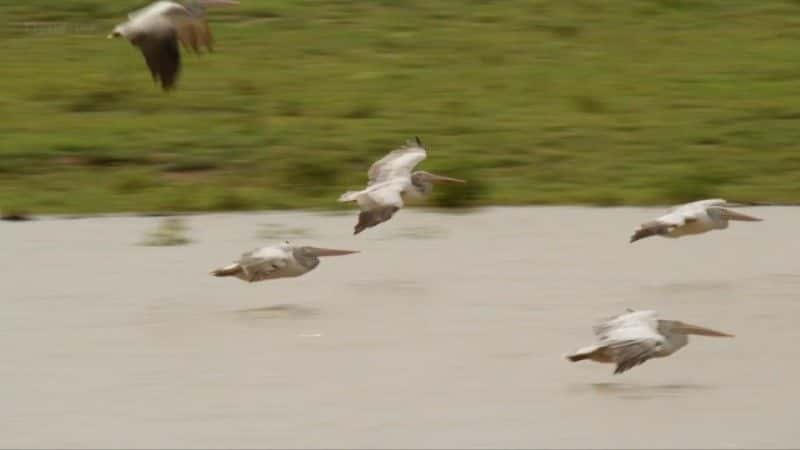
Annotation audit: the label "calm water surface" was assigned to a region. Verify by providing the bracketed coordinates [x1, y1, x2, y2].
[2, 207, 798, 448]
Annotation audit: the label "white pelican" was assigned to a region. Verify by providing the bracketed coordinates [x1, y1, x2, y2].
[211, 242, 358, 282]
[566, 309, 733, 374]
[630, 198, 762, 243]
[108, 0, 239, 90]
[338, 137, 466, 234]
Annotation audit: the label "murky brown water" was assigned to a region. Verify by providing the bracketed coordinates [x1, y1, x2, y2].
[2, 207, 798, 448]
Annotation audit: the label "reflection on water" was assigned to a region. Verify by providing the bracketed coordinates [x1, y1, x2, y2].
[348, 278, 427, 296]
[566, 382, 715, 400]
[232, 304, 319, 320]
[588, 382, 714, 398]
[763, 273, 800, 282]
[387, 225, 449, 240]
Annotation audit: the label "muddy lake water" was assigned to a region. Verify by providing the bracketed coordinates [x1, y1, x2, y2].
[2, 206, 798, 448]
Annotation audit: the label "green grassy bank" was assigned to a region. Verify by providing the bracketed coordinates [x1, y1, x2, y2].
[2, 0, 800, 214]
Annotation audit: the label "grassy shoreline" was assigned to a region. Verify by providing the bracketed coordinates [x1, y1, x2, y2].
[2, 1, 800, 215]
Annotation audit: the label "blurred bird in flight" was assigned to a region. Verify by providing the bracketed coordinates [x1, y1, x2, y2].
[211, 242, 358, 283]
[566, 309, 733, 374]
[108, 0, 239, 90]
[339, 137, 466, 234]
[630, 198, 762, 243]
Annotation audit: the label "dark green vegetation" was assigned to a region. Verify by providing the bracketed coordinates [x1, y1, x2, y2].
[2, 0, 800, 214]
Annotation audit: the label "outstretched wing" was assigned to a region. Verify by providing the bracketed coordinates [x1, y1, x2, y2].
[136, 31, 182, 90]
[129, 0, 182, 21]
[609, 338, 664, 374]
[594, 310, 660, 339]
[354, 205, 400, 235]
[630, 207, 699, 242]
[367, 138, 427, 186]
[131, 1, 214, 53]
[173, 16, 213, 52]
[236, 246, 291, 282]
[667, 198, 727, 214]
[361, 182, 405, 209]
[348, 182, 405, 234]
[593, 310, 664, 374]
[341, 179, 406, 210]
[159, 2, 214, 53]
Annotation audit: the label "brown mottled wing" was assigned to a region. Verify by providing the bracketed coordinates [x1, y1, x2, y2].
[136, 31, 181, 90]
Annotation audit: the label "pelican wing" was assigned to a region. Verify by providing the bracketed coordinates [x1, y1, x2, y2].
[344, 181, 406, 234]
[130, 1, 213, 53]
[593, 310, 660, 340]
[236, 246, 291, 282]
[160, 3, 214, 53]
[630, 207, 699, 242]
[593, 310, 664, 374]
[173, 16, 214, 52]
[341, 179, 406, 210]
[362, 181, 405, 209]
[667, 198, 727, 214]
[354, 205, 400, 234]
[367, 141, 427, 186]
[649, 199, 727, 228]
[609, 339, 664, 374]
[128, 1, 183, 21]
[137, 31, 182, 90]
[167, 3, 218, 52]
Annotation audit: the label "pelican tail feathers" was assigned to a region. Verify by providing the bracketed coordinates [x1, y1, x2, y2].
[338, 191, 362, 202]
[211, 263, 242, 277]
[566, 346, 599, 362]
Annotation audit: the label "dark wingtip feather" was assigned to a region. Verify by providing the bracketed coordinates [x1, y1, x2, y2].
[613, 362, 632, 374]
[629, 229, 650, 243]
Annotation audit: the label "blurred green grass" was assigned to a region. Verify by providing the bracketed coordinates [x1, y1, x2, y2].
[2, 0, 800, 214]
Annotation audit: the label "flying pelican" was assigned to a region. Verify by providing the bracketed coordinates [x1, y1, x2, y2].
[338, 137, 466, 234]
[566, 309, 733, 374]
[108, 0, 239, 90]
[630, 198, 762, 243]
[211, 242, 358, 282]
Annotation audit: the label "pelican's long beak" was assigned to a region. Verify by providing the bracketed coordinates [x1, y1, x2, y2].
[430, 174, 467, 184]
[720, 208, 762, 222]
[306, 247, 359, 257]
[676, 322, 734, 337]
